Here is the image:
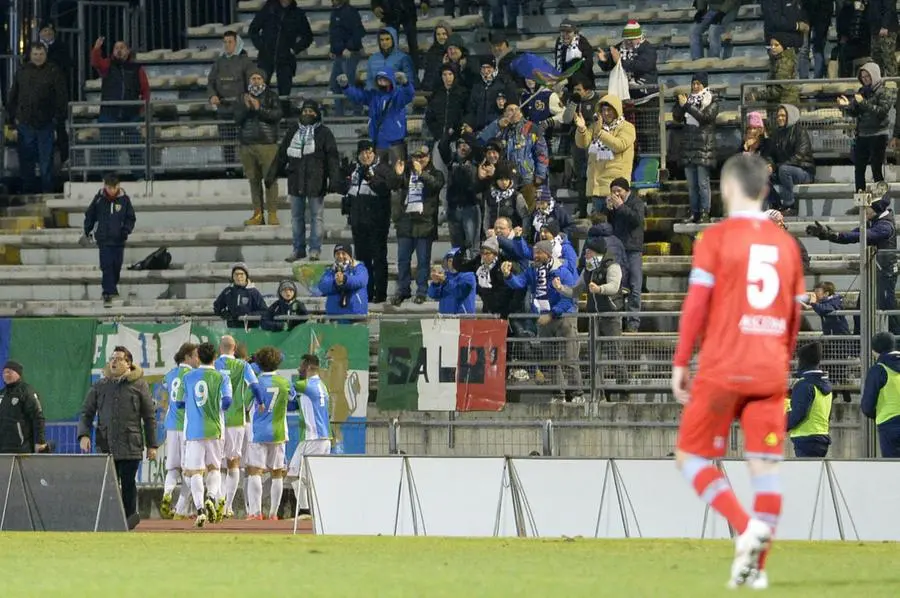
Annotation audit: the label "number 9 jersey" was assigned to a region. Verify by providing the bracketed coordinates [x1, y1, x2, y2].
[180, 365, 234, 441]
[682, 214, 806, 395]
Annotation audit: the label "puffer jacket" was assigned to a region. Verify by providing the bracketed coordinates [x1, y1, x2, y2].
[234, 88, 283, 145]
[345, 67, 415, 148]
[672, 90, 719, 168]
[78, 365, 157, 461]
[764, 104, 816, 176]
[0, 380, 45, 454]
[318, 260, 369, 317]
[575, 94, 637, 197]
[389, 163, 445, 239]
[428, 251, 477, 314]
[477, 119, 550, 186]
[844, 62, 896, 138]
[267, 117, 342, 197]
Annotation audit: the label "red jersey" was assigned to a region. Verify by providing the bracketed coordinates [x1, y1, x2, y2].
[674, 213, 805, 395]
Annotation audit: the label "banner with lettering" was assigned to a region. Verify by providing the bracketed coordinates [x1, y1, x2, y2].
[377, 319, 507, 411]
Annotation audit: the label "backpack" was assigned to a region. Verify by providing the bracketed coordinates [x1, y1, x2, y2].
[128, 247, 172, 271]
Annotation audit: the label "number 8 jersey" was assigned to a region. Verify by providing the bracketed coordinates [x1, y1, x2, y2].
[179, 365, 234, 441]
[683, 213, 806, 394]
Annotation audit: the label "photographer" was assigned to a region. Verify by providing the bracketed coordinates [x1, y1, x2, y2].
[317, 244, 369, 322]
[0, 361, 47, 454]
[427, 248, 477, 314]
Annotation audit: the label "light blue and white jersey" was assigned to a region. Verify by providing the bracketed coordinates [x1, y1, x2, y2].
[163, 364, 192, 432]
[181, 366, 233, 441]
[291, 375, 332, 442]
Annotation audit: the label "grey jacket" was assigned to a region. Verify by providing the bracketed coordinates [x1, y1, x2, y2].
[78, 365, 157, 461]
[207, 52, 255, 107]
[235, 89, 283, 145]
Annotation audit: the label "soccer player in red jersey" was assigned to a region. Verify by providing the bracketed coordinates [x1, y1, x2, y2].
[671, 154, 806, 590]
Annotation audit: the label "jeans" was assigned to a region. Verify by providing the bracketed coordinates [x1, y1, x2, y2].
[97, 114, 145, 178]
[689, 9, 737, 59]
[684, 164, 711, 215]
[115, 458, 141, 518]
[774, 164, 813, 208]
[448, 204, 481, 254]
[854, 135, 888, 192]
[329, 53, 361, 116]
[489, 0, 519, 29]
[397, 236, 433, 297]
[798, 23, 829, 78]
[99, 244, 125, 296]
[625, 250, 642, 329]
[16, 123, 55, 193]
[290, 195, 324, 254]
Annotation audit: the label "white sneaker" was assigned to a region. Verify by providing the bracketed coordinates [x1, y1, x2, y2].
[194, 512, 208, 528]
[727, 519, 772, 589]
[749, 570, 769, 590]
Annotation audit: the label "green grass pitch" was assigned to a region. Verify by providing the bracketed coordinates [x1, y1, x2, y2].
[2, 534, 898, 597]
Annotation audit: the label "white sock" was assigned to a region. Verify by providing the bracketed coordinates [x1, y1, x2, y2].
[247, 475, 263, 516]
[207, 469, 223, 502]
[190, 474, 205, 511]
[243, 472, 250, 513]
[292, 479, 309, 510]
[269, 478, 284, 518]
[164, 470, 178, 496]
[224, 468, 239, 512]
[177, 477, 192, 515]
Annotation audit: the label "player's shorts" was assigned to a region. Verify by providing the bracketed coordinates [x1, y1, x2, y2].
[242, 422, 252, 455]
[164, 431, 184, 471]
[246, 442, 287, 471]
[287, 439, 332, 478]
[183, 439, 224, 471]
[223, 426, 245, 461]
[676, 376, 786, 460]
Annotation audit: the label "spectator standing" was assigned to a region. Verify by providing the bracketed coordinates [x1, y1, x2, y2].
[573, 94, 636, 214]
[482, 160, 527, 233]
[207, 31, 255, 171]
[236, 68, 283, 226]
[7, 44, 66, 193]
[460, 235, 525, 319]
[673, 72, 719, 224]
[755, 35, 800, 105]
[248, 0, 313, 103]
[372, 0, 420, 69]
[213, 263, 268, 328]
[0, 361, 47, 454]
[836, 0, 871, 77]
[366, 27, 416, 90]
[524, 188, 573, 244]
[787, 342, 834, 457]
[558, 77, 601, 218]
[329, 0, 366, 116]
[861, 332, 900, 457]
[489, 0, 520, 35]
[344, 139, 393, 303]
[78, 346, 157, 529]
[521, 76, 564, 133]
[597, 21, 659, 98]
[443, 35, 477, 93]
[584, 213, 628, 289]
[428, 249, 477, 314]
[601, 178, 644, 333]
[267, 99, 341, 262]
[262, 281, 308, 331]
[82, 174, 136, 307]
[763, 104, 814, 215]
[805, 281, 851, 335]
[389, 147, 446, 305]
[866, 0, 899, 77]
[438, 133, 482, 253]
[466, 57, 514, 133]
[838, 63, 895, 193]
[421, 23, 452, 92]
[90, 37, 150, 178]
[760, 0, 806, 58]
[799, 0, 833, 78]
[425, 65, 468, 140]
[554, 21, 594, 93]
[340, 67, 414, 164]
[691, 0, 741, 60]
[318, 244, 369, 321]
[490, 33, 523, 90]
[38, 23, 72, 164]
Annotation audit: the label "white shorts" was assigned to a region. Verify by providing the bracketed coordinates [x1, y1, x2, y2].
[246, 443, 287, 471]
[223, 426, 245, 461]
[165, 431, 184, 471]
[183, 439, 224, 471]
[242, 422, 252, 455]
[287, 439, 332, 478]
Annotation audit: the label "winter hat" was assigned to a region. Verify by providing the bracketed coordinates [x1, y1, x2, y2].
[584, 237, 607, 255]
[248, 66, 267, 80]
[333, 244, 354, 258]
[870, 194, 892, 215]
[537, 185, 553, 203]
[357, 139, 375, 153]
[481, 236, 500, 254]
[300, 99, 321, 118]
[559, 19, 577, 31]
[485, 138, 504, 153]
[533, 240, 555, 258]
[622, 20, 642, 40]
[691, 71, 709, 88]
[797, 342, 822, 371]
[872, 332, 897, 355]
[411, 145, 430, 158]
[278, 280, 298, 296]
[479, 55, 495, 67]
[457, 132, 476, 148]
[3, 360, 23, 377]
[231, 262, 249, 278]
[610, 177, 631, 192]
[444, 248, 465, 270]
[494, 161, 514, 181]
[496, 91, 507, 101]
[747, 111, 764, 129]
[541, 220, 561, 237]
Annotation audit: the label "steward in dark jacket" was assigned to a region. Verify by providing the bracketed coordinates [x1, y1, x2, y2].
[266, 100, 341, 198]
[425, 65, 468, 139]
[248, 0, 313, 96]
[861, 332, 900, 457]
[0, 361, 46, 454]
[262, 280, 308, 331]
[787, 343, 834, 458]
[213, 263, 269, 328]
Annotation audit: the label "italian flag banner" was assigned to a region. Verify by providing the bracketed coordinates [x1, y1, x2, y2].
[377, 319, 507, 411]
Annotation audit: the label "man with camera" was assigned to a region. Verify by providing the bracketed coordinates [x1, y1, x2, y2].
[318, 244, 369, 321]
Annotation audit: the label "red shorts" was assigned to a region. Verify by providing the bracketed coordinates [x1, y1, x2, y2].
[676, 376, 787, 460]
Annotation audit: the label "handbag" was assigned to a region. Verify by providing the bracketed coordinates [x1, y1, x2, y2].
[608, 60, 631, 101]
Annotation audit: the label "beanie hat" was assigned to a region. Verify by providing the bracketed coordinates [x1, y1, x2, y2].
[333, 244, 353, 258]
[537, 185, 554, 203]
[559, 19, 577, 31]
[493, 161, 514, 181]
[300, 99, 321, 118]
[533, 240, 554, 258]
[585, 237, 607, 255]
[444, 248, 465, 270]
[870, 195, 891, 215]
[479, 55, 495, 67]
[622, 20, 642, 40]
[278, 280, 298, 295]
[692, 71, 709, 88]
[797, 342, 822, 371]
[747, 111, 764, 129]
[872, 332, 896, 354]
[248, 66, 267, 80]
[231, 262, 249, 278]
[541, 220, 561, 237]
[481, 236, 500, 254]
[357, 139, 374, 153]
[485, 138, 503, 153]
[457, 132, 476, 148]
[610, 177, 631, 192]
[3, 360, 23, 377]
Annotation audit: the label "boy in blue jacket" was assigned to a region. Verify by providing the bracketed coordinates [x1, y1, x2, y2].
[807, 282, 851, 335]
[787, 342, 834, 458]
[365, 27, 415, 90]
[861, 331, 900, 457]
[338, 66, 414, 161]
[81, 173, 136, 306]
[318, 244, 369, 321]
[329, 0, 366, 116]
[428, 248, 477, 314]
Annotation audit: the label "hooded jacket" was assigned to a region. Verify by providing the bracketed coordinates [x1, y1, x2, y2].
[267, 104, 341, 197]
[318, 259, 369, 317]
[388, 161, 445, 238]
[421, 24, 452, 92]
[90, 45, 150, 120]
[672, 84, 719, 168]
[0, 378, 45, 454]
[861, 351, 900, 427]
[262, 281, 309, 331]
[78, 365, 157, 461]
[329, 1, 365, 55]
[248, 0, 313, 65]
[441, 34, 478, 92]
[7, 61, 67, 127]
[428, 250, 477, 314]
[764, 104, 815, 176]
[844, 62, 896, 138]
[366, 27, 416, 90]
[787, 369, 833, 438]
[575, 94, 637, 197]
[602, 191, 645, 252]
[206, 38, 255, 105]
[345, 67, 415, 148]
[478, 119, 550, 186]
[234, 82, 283, 145]
[83, 188, 136, 246]
[213, 268, 269, 328]
[506, 257, 579, 318]
[424, 71, 469, 139]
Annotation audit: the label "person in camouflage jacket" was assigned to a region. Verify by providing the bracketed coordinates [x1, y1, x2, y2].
[760, 34, 799, 106]
[839, 62, 896, 191]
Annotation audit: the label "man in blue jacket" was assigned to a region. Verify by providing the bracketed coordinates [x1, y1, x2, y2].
[861, 331, 900, 457]
[428, 248, 477, 314]
[318, 244, 369, 322]
[81, 173, 136, 307]
[365, 27, 415, 90]
[502, 239, 584, 402]
[787, 342, 834, 458]
[329, 0, 366, 116]
[338, 66, 414, 165]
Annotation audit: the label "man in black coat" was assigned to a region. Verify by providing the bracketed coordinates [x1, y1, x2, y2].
[601, 177, 645, 333]
[248, 0, 313, 101]
[38, 23, 72, 163]
[0, 361, 47, 454]
[78, 346, 157, 527]
[81, 173, 136, 307]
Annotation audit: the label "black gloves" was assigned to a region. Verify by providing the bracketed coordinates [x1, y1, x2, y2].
[805, 220, 840, 242]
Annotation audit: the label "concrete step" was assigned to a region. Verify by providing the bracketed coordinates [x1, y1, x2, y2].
[795, 182, 900, 199]
[674, 218, 859, 237]
[0, 216, 44, 232]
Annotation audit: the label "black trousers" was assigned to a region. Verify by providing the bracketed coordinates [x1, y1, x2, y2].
[791, 436, 830, 458]
[258, 58, 297, 111]
[353, 223, 389, 301]
[115, 458, 141, 518]
[99, 244, 125, 296]
[854, 134, 887, 192]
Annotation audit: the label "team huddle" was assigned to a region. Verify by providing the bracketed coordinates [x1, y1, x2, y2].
[159, 336, 331, 527]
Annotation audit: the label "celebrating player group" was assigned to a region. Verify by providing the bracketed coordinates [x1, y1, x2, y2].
[159, 336, 332, 528]
[672, 154, 806, 590]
